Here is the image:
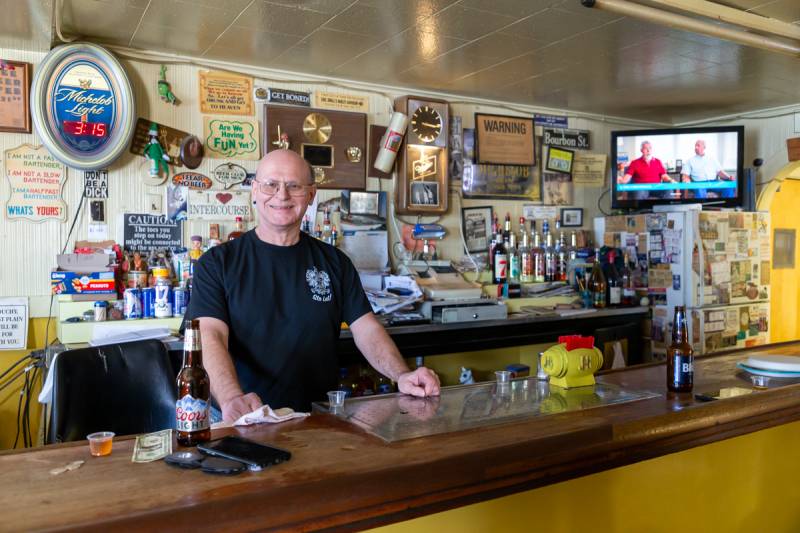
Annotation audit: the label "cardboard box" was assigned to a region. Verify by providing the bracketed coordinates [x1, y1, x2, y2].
[788, 137, 800, 162]
[50, 270, 116, 294]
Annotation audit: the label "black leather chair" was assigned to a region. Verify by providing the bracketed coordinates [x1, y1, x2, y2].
[48, 339, 178, 443]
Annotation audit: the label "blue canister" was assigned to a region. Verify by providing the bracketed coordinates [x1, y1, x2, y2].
[141, 287, 155, 319]
[154, 279, 173, 318]
[123, 288, 142, 319]
[173, 287, 187, 316]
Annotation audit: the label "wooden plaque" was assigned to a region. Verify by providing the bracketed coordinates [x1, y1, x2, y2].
[475, 113, 535, 166]
[264, 104, 366, 190]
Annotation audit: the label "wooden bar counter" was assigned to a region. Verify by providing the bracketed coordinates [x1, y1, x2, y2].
[2, 343, 800, 532]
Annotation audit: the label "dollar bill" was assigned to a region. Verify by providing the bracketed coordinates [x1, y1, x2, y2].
[132, 429, 173, 463]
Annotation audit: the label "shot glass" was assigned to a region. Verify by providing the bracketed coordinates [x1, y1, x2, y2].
[495, 370, 511, 384]
[327, 390, 346, 408]
[87, 431, 115, 457]
[750, 374, 770, 390]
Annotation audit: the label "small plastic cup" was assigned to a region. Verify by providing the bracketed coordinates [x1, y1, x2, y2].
[495, 370, 511, 384]
[87, 431, 115, 457]
[327, 390, 346, 408]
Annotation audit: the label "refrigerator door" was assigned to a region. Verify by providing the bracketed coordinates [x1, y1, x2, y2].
[692, 211, 771, 307]
[690, 302, 770, 354]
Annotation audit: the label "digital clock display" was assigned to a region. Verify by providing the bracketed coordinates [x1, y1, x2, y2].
[62, 120, 108, 138]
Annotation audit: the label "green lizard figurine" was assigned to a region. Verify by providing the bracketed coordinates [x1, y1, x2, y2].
[158, 65, 177, 105]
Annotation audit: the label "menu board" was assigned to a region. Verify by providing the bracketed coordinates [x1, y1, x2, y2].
[199, 71, 253, 116]
[4, 144, 67, 222]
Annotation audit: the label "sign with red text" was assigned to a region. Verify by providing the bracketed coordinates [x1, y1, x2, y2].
[5, 144, 67, 222]
[187, 189, 251, 221]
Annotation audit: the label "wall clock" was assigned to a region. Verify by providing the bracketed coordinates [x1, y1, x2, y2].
[30, 42, 136, 170]
[395, 96, 449, 215]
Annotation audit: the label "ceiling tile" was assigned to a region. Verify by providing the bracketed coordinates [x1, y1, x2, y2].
[457, 32, 545, 60]
[61, 0, 145, 42]
[205, 30, 302, 64]
[140, 0, 240, 34]
[233, 1, 333, 36]
[322, 2, 422, 38]
[457, 0, 558, 18]
[748, 0, 800, 23]
[131, 23, 223, 55]
[334, 26, 466, 74]
[416, 4, 516, 40]
[499, 7, 609, 44]
[403, 47, 507, 81]
[0, 0, 52, 51]
[357, 0, 459, 18]
[271, 29, 383, 73]
[264, 0, 355, 15]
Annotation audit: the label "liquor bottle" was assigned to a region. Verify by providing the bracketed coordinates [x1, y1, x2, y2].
[532, 221, 545, 283]
[519, 230, 533, 283]
[543, 220, 556, 282]
[314, 224, 322, 240]
[555, 220, 567, 282]
[503, 212, 511, 243]
[301, 215, 311, 233]
[330, 225, 338, 247]
[322, 209, 332, 242]
[518, 217, 527, 246]
[621, 253, 636, 306]
[493, 234, 508, 284]
[227, 217, 245, 241]
[508, 233, 520, 282]
[588, 248, 607, 308]
[489, 232, 498, 276]
[176, 319, 210, 446]
[607, 250, 622, 306]
[667, 306, 694, 392]
[568, 231, 578, 262]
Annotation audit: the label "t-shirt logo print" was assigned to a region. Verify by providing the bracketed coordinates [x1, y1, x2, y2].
[306, 267, 332, 302]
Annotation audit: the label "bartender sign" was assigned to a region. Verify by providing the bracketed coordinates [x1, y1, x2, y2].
[84, 169, 108, 198]
[0, 297, 28, 350]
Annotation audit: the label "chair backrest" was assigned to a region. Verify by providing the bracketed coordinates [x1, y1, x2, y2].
[49, 339, 178, 443]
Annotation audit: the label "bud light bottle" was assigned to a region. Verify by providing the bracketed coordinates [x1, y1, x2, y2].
[176, 319, 210, 446]
[667, 306, 693, 392]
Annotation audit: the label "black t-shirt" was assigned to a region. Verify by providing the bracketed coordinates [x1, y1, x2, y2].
[188, 230, 372, 411]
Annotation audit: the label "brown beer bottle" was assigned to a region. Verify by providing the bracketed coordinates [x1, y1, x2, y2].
[176, 319, 211, 446]
[667, 306, 694, 392]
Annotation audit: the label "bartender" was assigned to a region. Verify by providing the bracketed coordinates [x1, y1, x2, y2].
[188, 149, 440, 422]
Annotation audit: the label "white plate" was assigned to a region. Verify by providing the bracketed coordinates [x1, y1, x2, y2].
[744, 355, 800, 372]
[736, 362, 800, 378]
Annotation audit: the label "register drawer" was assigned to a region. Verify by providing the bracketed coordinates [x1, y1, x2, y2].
[437, 303, 507, 324]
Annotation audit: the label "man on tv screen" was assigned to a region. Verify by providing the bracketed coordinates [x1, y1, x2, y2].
[618, 141, 675, 199]
[681, 139, 734, 199]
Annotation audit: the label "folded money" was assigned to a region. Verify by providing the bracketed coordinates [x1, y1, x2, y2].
[132, 429, 173, 463]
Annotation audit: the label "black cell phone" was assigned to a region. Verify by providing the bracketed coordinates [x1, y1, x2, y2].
[197, 436, 291, 471]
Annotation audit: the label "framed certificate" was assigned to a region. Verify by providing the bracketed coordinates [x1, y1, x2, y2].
[546, 146, 575, 174]
[0, 60, 31, 133]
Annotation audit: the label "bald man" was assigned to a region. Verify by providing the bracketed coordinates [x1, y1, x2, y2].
[188, 150, 440, 422]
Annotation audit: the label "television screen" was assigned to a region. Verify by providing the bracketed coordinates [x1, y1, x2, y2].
[611, 126, 744, 209]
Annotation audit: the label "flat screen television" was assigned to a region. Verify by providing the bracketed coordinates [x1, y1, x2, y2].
[611, 125, 744, 209]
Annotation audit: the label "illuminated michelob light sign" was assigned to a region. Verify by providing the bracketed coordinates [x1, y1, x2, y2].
[31, 43, 135, 170]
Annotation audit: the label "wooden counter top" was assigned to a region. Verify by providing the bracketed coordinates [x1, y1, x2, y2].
[2, 343, 800, 532]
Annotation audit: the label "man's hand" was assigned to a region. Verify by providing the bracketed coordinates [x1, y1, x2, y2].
[220, 392, 263, 422]
[398, 367, 441, 397]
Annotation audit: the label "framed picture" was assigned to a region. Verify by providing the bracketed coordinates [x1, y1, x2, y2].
[546, 146, 575, 174]
[475, 113, 535, 166]
[410, 181, 439, 206]
[461, 206, 493, 254]
[463, 131, 542, 201]
[0, 60, 31, 133]
[560, 207, 584, 227]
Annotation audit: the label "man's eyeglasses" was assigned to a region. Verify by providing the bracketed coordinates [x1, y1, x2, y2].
[254, 180, 312, 197]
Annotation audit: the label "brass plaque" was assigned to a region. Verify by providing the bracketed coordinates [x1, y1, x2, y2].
[303, 112, 332, 144]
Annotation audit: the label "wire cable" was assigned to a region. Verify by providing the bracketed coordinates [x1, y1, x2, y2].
[0, 353, 34, 383]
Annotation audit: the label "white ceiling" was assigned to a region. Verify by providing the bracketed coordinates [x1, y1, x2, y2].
[25, 0, 800, 123]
